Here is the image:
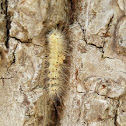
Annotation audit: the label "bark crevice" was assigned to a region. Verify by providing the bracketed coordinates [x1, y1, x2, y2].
[5, 0, 10, 48]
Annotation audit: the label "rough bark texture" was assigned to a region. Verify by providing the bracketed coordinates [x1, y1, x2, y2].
[0, 0, 126, 126]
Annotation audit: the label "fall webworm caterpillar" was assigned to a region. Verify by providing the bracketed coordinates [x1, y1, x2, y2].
[37, 28, 70, 126]
[45, 28, 70, 100]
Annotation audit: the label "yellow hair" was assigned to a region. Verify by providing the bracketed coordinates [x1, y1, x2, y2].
[47, 29, 66, 98]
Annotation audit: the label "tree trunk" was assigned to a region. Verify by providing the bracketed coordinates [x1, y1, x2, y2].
[0, 0, 126, 126]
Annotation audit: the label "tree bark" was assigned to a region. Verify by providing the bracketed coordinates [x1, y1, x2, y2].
[0, 0, 126, 126]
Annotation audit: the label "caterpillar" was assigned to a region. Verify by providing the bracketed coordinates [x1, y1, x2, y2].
[35, 28, 70, 126]
[47, 28, 68, 99]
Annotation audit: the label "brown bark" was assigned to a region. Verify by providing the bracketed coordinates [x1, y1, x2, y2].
[0, 0, 126, 126]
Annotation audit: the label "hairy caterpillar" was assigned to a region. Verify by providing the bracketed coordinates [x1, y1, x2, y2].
[45, 28, 70, 126]
[35, 28, 70, 126]
[47, 28, 68, 99]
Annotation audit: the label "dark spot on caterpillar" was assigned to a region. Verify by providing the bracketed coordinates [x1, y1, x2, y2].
[63, 60, 67, 63]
